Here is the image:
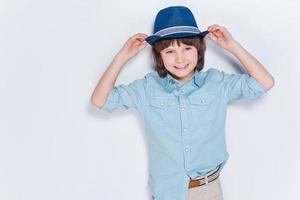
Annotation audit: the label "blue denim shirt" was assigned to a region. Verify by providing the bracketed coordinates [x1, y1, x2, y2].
[99, 68, 269, 200]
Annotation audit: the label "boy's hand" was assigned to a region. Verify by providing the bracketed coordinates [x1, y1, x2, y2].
[207, 24, 238, 52]
[118, 33, 149, 61]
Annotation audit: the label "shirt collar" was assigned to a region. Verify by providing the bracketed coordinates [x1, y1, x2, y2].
[161, 70, 206, 93]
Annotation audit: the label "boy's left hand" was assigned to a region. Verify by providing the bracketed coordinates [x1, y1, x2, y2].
[207, 24, 238, 52]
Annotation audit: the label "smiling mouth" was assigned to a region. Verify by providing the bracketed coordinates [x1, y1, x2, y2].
[174, 64, 188, 69]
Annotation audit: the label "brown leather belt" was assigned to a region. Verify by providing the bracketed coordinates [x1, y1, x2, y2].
[188, 167, 220, 189]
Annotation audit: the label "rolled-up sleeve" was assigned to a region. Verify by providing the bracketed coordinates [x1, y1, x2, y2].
[215, 69, 269, 103]
[99, 77, 146, 113]
[205, 68, 268, 103]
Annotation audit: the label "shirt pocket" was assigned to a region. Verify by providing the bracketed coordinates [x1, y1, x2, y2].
[149, 97, 176, 109]
[188, 92, 217, 126]
[188, 93, 215, 106]
[148, 96, 178, 127]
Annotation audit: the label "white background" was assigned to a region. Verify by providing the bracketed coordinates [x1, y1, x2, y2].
[1, 0, 299, 200]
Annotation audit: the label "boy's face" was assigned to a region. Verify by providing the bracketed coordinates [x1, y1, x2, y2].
[160, 40, 198, 84]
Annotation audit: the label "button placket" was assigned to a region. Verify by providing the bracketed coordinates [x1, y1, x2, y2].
[178, 95, 192, 174]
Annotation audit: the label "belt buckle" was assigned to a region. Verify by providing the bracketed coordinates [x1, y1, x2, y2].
[195, 166, 220, 187]
[204, 176, 209, 184]
[197, 175, 209, 187]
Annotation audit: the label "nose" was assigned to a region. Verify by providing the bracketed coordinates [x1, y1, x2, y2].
[175, 51, 184, 63]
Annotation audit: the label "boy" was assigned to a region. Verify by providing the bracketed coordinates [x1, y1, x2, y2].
[91, 6, 275, 200]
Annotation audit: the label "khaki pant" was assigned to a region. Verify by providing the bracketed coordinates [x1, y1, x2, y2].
[188, 178, 224, 200]
[152, 178, 224, 200]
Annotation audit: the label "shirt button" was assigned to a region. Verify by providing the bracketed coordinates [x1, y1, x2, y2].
[187, 168, 191, 172]
[181, 89, 185, 93]
[160, 103, 164, 106]
[181, 107, 185, 111]
[183, 128, 187, 132]
[201, 99, 206, 103]
[185, 147, 189, 152]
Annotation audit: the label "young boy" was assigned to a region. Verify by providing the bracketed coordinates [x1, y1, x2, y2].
[91, 6, 274, 200]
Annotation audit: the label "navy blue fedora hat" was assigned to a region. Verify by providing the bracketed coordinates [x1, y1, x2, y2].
[146, 6, 209, 45]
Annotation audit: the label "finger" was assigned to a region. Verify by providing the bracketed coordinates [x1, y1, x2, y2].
[211, 26, 227, 34]
[136, 37, 145, 42]
[132, 37, 148, 47]
[207, 24, 220, 31]
[132, 33, 148, 39]
[214, 30, 224, 37]
[208, 25, 227, 35]
[138, 41, 149, 51]
[213, 27, 231, 40]
[130, 36, 148, 43]
[208, 29, 223, 38]
[207, 32, 217, 42]
[136, 33, 148, 37]
[209, 26, 223, 33]
[210, 28, 227, 38]
[139, 33, 149, 37]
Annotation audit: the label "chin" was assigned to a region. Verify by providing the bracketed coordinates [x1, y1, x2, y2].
[172, 70, 194, 79]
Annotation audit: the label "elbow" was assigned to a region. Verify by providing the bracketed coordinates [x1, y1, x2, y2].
[269, 76, 275, 89]
[90, 96, 104, 108]
[270, 76, 275, 88]
[265, 76, 275, 90]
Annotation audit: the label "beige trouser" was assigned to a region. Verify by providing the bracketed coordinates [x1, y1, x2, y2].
[151, 178, 224, 200]
[188, 178, 224, 200]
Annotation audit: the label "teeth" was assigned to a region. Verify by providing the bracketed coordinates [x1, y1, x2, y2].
[175, 64, 188, 69]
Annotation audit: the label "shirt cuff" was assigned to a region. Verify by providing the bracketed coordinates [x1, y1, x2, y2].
[98, 88, 117, 113]
[248, 77, 269, 94]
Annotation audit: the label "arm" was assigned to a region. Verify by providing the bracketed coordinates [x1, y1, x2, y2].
[207, 24, 275, 90]
[90, 52, 127, 108]
[91, 33, 149, 108]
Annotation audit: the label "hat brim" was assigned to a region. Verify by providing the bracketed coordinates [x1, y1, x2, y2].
[146, 31, 209, 45]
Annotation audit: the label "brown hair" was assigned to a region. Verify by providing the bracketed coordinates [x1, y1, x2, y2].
[151, 36, 206, 77]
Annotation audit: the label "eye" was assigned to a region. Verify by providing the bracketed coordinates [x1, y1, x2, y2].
[166, 50, 173, 54]
[185, 47, 192, 50]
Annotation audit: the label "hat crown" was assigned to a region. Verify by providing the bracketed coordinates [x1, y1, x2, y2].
[153, 6, 198, 34]
[146, 5, 208, 45]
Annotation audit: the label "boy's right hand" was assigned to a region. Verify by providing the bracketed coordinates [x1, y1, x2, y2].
[117, 33, 149, 61]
